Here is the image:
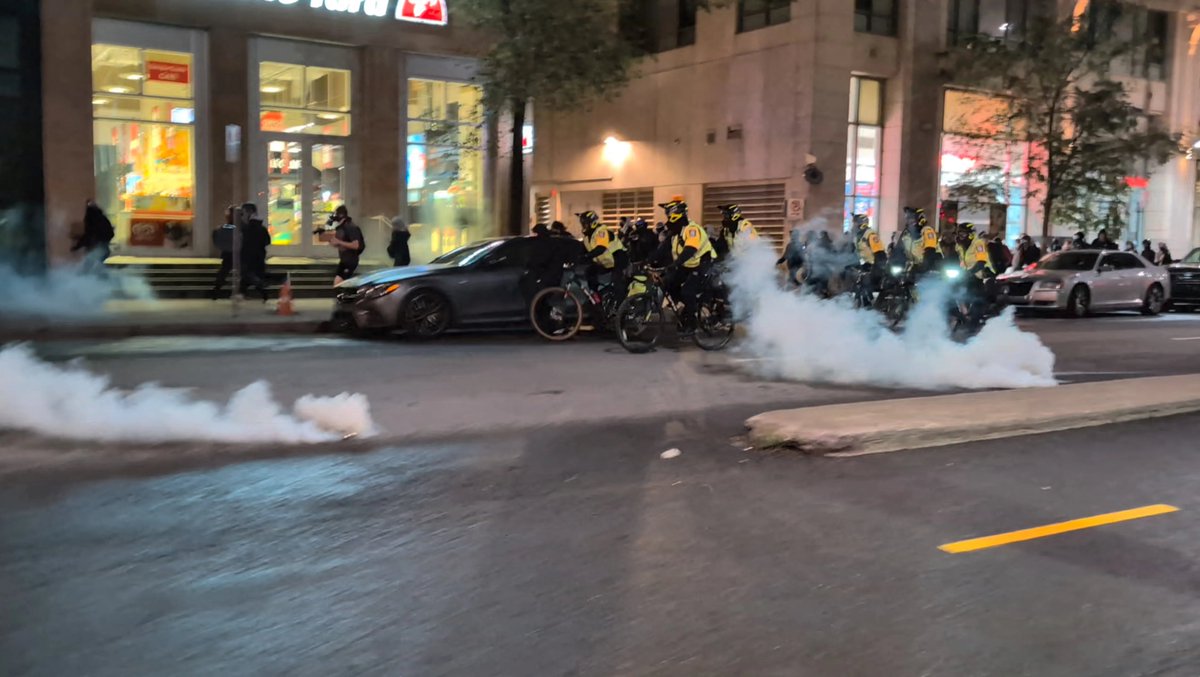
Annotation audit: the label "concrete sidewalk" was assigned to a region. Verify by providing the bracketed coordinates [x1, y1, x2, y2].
[747, 374, 1200, 456]
[0, 299, 332, 342]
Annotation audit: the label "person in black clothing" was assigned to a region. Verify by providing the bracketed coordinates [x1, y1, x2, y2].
[1071, 231, 1088, 250]
[73, 201, 115, 273]
[776, 229, 805, 288]
[387, 216, 411, 267]
[549, 221, 569, 238]
[1141, 239, 1156, 262]
[210, 205, 238, 299]
[238, 202, 271, 301]
[1091, 229, 1118, 251]
[328, 205, 365, 285]
[1014, 234, 1042, 270]
[628, 218, 657, 264]
[1157, 243, 1174, 266]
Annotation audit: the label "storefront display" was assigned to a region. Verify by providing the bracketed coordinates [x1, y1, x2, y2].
[258, 52, 354, 249]
[406, 78, 484, 261]
[92, 43, 196, 250]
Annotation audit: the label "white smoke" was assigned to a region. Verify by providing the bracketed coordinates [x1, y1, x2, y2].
[0, 261, 155, 319]
[727, 237, 1057, 390]
[0, 344, 377, 444]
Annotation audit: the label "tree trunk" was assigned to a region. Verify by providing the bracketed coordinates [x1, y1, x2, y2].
[1041, 192, 1053, 240]
[507, 97, 526, 236]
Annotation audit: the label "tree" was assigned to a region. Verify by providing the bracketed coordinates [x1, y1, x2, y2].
[456, 0, 639, 235]
[947, 7, 1179, 239]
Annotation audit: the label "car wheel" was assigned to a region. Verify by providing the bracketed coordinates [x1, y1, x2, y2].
[402, 290, 451, 339]
[1066, 285, 1090, 318]
[1141, 284, 1165, 316]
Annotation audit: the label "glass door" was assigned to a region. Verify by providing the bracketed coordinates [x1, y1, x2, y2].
[263, 135, 349, 257]
[310, 142, 347, 246]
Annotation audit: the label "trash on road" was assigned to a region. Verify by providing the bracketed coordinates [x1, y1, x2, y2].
[661, 448, 682, 459]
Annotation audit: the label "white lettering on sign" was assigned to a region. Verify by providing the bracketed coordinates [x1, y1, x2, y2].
[257, 0, 448, 25]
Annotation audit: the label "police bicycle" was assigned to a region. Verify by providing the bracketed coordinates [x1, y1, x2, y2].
[529, 262, 621, 341]
[615, 264, 735, 354]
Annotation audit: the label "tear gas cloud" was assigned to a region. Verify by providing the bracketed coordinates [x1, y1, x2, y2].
[0, 344, 377, 444]
[727, 227, 1057, 391]
[0, 261, 155, 319]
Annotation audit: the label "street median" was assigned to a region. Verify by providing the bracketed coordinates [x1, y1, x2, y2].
[746, 375, 1200, 457]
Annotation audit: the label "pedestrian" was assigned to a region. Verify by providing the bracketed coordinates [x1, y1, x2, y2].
[210, 205, 238, 299]
[777, 228, 805, 288]
[988, 235, 1013, 272]
[1157, 243, 1174, 266]
[1140, 239, 1155, 262]
[72, 200, 115, 273]
[1050, 238, 1064, 252]
[1014, 234, 1041, 270]
[238, 202, 271, 301]
[328, 205, 365, 286]
[386, 216, 411, 268]
[1071, 231, 1087, 250]
[1123, 240, 1136, 253]
[1091, 229, 1117, 250]
[549, 220, 569, 238]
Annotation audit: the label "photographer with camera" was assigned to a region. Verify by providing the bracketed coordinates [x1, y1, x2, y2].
[319, 205, 365, 286]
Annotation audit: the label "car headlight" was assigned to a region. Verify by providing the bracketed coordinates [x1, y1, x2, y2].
[944, 268, 962, 280]
[363, 283, 401, 300]
[1038, 279, 1063, 290]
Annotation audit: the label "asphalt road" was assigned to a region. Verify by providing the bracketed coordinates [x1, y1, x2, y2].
[1, 314, 1198, 675]
[3, 411, 1200, 676]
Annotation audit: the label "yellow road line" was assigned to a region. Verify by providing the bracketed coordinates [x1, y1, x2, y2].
[939, 504, 1179, 554]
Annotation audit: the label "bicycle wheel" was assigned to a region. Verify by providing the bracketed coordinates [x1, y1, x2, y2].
[884, 289, 911, 330]
[694, 295, 735, 351]
[530, 287, 584, 341]
[617, 293, 665, 353]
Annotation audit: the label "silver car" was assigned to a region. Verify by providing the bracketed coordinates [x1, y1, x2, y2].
[997, 249, 1171, 317]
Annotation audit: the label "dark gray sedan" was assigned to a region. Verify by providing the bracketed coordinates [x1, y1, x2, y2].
[332, 236, 584, 338]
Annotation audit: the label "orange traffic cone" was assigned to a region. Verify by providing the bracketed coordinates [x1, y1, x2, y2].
[277, 272, 295, 316]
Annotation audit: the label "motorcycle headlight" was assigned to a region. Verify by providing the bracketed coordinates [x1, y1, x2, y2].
[1038, 279, 1063, 290]
[364, 283, 401, 300]
[890, 266, 903, 275]
[944, 268, 962, 280]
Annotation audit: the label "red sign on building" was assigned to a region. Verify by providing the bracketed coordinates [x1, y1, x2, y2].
[147, 61, 190, 85]
[397, 0, 448, 25]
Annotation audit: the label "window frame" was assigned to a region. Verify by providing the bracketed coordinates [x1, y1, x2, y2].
[845, 76, 885, 232]
[737, 0, 791, 34]
[855, 0, 896, 37]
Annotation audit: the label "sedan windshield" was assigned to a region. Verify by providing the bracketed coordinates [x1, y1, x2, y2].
[431, 240, 504, 266]
[1182, 248, 1200, 264]
[1039, 251, 1099, 271]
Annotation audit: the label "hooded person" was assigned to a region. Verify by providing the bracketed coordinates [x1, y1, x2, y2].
[387, 216, 411, 267]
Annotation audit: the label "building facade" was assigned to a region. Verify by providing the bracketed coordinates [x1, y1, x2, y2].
[532, 0, 1200, 255]
[38, 0, 504, 267]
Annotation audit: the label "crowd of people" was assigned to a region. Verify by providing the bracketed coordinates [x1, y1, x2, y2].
[523, 198, 756, 334]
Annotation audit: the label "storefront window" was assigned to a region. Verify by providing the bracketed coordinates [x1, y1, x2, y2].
[406, 78, 484, 261]
[260, 61, 351, 136]
[845, 76, 883, 232]
[92, 44, 195, 250]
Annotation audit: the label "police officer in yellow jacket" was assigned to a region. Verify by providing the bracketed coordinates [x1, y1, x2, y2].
[579, 210, 629, 297]
[660, 197, 715, 333]
[900, 207, 942, 273]
[955, 222, 995, 280]
[718, 203, 758, 257]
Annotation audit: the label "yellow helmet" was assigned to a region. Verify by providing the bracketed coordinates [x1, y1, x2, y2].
[659, 197, 688, 224]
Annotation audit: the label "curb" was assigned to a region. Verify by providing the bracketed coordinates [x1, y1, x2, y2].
[0, 320, 329, 343]
[746, 375, 1200, 457]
